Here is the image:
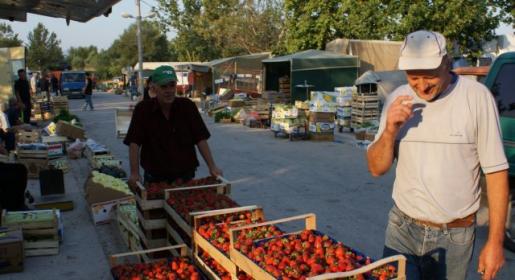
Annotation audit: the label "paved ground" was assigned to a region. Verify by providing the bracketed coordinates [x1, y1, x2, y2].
[2, 92, 514, 279]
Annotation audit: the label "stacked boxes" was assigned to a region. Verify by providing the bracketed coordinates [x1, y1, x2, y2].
[308, 91, 337, 141]
[51, 96, 69, 114]
[351, 83, 380, 128]
[278, 76, 291, 100]
[335, 87, 354, 130]
[271, 104, 307, 134]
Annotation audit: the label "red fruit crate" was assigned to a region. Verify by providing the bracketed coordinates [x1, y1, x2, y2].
[192, 206, 265, 280]
[228, 214, 407, 280]
[164, 183, 234, 247]
[109, 244, 205, 280]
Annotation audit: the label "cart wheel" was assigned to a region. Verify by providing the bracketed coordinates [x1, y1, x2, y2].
[338, 125, 343, 133]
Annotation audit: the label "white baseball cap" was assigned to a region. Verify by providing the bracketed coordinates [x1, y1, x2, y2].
[398, 30, 447, 70]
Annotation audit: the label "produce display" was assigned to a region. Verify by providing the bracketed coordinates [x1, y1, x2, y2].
[111, 258, 200, 280]
[199, 250, 252, 280]
[53, 109, 81, 126]
[235, 229, 396, 280]
[167, 191, 239, 224]
[145, 176, 222, 199]
[49, 159, 69, 171]
[97, 165, 127, 179]
[91, 171, 132, 195]
[118, 204, 138, 225]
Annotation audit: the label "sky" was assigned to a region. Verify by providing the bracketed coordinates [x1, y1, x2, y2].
[3, 0, 515, 53]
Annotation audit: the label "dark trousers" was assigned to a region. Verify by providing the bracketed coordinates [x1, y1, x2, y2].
[143, 170, 195, 184]
[22, 102, 31, 123]
[0, 131, 15, 151]
[0, 163, 28, 210]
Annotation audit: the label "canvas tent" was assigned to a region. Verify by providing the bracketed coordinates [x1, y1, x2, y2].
[262, 50, 359, 101]
[354, 70, 407, 102]
[208, 52, 271, 95]
[326, 39, 402, 75]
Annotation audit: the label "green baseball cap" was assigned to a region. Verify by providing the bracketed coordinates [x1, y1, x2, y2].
[151, 65, 178, 85]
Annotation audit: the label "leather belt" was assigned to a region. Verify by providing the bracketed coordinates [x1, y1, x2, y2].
[398, 208, 476, 229]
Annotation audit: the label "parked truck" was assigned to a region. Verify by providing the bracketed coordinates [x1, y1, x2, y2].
[60, 70, 86, 99]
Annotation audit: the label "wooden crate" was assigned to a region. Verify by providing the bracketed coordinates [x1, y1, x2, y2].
[116, 207, 141, 251]
[193, 206, 264, 279]
[17, 158, 49, 178]
[228, 214, 407, 280]
[163, 183, 232, 244]
[16, 130, 40, 144]
[109, 244, 189, 269]
[2, 209, 59, 257]
[310, 133, 334, 142]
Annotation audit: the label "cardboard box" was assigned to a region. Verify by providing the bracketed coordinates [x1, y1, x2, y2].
[90, 197, 135, 225]
[309, 112, 335, 123]
[0, 228, 24, 274]
[309, 122, 335, 133]
[56, 121, 85, 140]
[84, 174, 133, 205]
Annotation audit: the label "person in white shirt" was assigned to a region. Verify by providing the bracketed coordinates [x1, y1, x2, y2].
[367, 30, 509, 280]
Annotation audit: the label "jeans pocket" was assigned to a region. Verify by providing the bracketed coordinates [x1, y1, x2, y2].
[448, 225, 475, 246]
[388, 207, 406, 229]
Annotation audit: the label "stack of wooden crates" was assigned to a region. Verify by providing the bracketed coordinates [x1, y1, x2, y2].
[278, 75, 291, 101]
[351, 83, 380, 128]
[51, 96, 69, 114]
[1, 209, 60, 257]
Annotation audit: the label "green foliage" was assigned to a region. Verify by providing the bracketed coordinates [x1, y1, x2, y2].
[0, 23, 22, 48]
[26, 23, 64, 71]
[155, 0, 283, 61]
[280, 0, 514, 59]
[53, 109, 80, 124]
[66, 46, 99, 70]
[95, 21, 171, 79]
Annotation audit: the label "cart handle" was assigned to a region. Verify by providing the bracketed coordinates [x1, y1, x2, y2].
[306, 255, 407, 280]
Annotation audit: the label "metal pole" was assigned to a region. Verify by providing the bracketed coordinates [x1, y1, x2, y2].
[136, 0, 144, 96]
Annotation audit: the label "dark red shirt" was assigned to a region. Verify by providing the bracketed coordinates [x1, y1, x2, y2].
[123, 98, 210, 177]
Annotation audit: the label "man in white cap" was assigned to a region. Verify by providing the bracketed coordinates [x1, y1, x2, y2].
[367, 30, 509, 279]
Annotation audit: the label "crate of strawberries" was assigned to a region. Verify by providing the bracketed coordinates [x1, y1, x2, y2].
[192, 206, 267, 280]
[228, 214, 406, 280]
[110, 244, 204, 280]
[164, 183, 237, 246]
[132, 176, 231, 211]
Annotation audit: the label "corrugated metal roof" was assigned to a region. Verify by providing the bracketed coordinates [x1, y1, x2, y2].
[262, 49, 354, 63]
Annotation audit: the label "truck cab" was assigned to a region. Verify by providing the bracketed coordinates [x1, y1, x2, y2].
[60, 71, 86, 99]
[482, 52, 515, 251]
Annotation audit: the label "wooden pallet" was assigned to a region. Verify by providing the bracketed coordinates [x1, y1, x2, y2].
[228, 214, 407, 280]
[24, 239, 59, 256]
[310, 133, 334, 142]
[16, 130, 40, 143]
[193, 206, 264, 279]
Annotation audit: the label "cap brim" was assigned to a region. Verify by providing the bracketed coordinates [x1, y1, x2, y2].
[398, 56, 443, 70]
[154, 77, 177, 86]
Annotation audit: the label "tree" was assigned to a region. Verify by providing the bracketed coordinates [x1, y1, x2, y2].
[155, 0, 283, 61]
[280, 0, 514, 59]
[95, 21, 171, 79]
[26, 23, 64, 71]
[0, 23, 23, 47]
[66, 46, 99, 70]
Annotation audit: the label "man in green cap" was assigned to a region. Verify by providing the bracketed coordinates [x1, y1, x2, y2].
[124, 65, 222, 185]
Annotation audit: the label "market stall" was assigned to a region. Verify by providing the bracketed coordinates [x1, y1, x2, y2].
[262, 50, 360, 102]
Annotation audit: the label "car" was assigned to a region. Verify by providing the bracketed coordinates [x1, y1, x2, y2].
[60, 71, 86, 99]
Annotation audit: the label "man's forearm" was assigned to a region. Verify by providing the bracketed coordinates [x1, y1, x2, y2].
[366, 131, 396, 176]
[129, 143, 140, 175]
[197, 140, 215, 168]
[485, 170, 509, 244]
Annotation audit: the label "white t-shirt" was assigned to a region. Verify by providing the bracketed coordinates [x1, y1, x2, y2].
[373, 75, 508, 223]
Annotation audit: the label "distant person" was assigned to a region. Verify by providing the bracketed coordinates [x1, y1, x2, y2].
[82, 72, 94, 111]
[6, 97, 21, 127]
[51, 73, 59, 96]
[0, 100, 16, 152]
[142, 76, 156, 101]
[14, 69, 32, 123]
[39, 72, 50, 100]
[29, 72, 38, 95]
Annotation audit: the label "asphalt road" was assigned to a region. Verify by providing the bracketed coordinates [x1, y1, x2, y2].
[2, 92, 513, 280]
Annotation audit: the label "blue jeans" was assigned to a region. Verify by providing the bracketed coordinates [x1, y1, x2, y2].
[383, 205, 475, 280]
[83, 94, 94, 110]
